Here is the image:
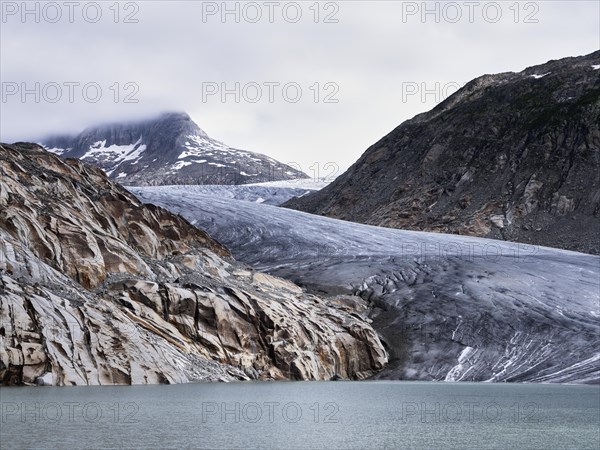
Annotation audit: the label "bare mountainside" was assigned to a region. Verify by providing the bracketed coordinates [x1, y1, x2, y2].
[285, 51, 600, 254]
[0, 143, 386, 386]
[39, 112, 308, 186]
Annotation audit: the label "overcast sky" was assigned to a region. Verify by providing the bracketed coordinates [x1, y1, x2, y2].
[1, 1, 598, 173]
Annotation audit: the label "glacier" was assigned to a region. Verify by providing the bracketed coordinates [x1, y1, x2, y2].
[130, 186, 600, 384]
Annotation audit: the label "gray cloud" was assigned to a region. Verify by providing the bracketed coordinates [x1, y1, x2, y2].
[1, 1, 598, 172]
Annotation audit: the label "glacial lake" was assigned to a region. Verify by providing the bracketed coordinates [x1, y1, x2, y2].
[1, 381, 598, 449]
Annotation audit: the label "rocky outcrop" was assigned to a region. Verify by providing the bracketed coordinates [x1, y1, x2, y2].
[39, 112, 308, 186]
[285, 51, 600, 255]
[0, 143, 387, 385]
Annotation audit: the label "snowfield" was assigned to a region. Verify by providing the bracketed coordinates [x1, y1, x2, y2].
[247, 178, 333, 190]
[131, 186, 600, 384]
[135, 184, 318, 206]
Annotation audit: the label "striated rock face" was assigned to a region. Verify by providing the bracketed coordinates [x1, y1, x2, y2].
[39, 112, 308, 186]
[0, 142, 387, 386]
[285, 51, 600, 254]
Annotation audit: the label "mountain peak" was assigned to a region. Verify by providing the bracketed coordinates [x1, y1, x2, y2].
[159, 111, 191, 120]
[40, 112, 307, 186]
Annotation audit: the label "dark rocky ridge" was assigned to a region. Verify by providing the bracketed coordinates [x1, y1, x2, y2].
[285, 51, 600, 255]
[40, 112, 308, 186]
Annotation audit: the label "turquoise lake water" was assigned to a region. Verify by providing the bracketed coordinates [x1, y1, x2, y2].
[1, 381, 598, 449]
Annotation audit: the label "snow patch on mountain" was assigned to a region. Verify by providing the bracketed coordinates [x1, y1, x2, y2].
[530, 72, 550, 79]
[171, 161, 193, 171]
[81, 137, 146, 166]
[179, 134, 230, 159]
